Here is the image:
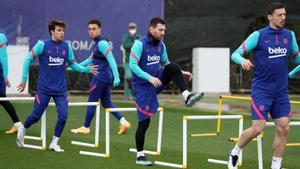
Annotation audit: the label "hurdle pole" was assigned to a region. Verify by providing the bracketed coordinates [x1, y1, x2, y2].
[257, 134, 263, 169]
[95, 102, 100, 147]
[81, 107, 163, 158]
[156, 115, 243, 168]
[155, 116, 186, 168]
[80, 107, 110, 158]
[0, 97, 47, 151]
[257, 121, 300, 169]
[49, 102, 100, 148]
[216, 96, 223, 134]
[129, 107, 164, 155]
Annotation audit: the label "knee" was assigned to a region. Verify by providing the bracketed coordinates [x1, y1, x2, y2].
[58, 112, 68, 123]
[165, 63, 181, 74]
[277, 125, 289, 136]
[252, 125, 265, 136]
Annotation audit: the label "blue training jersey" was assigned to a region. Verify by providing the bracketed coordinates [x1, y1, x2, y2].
[22, 39, 90, 94]
[129, 34, 170, 85]
[231, 26, 300, 94]
[77, 36, 119, 84]
[0, 29, 8, 80]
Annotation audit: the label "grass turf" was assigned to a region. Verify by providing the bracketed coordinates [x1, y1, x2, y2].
[0, 96, 299, 169]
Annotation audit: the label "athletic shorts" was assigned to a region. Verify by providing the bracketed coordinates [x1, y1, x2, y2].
[251, 92, 291, 121]
[133, 71, 165, 122]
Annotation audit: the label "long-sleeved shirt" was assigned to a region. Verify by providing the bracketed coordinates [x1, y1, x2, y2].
[22, 39, 90, 94]
[129, 34, 170, 85]
[231, 26, 300, 94]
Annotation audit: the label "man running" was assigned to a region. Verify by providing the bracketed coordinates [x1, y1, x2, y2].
[16, 19, 98, 152]
[228, 2, 300, 169]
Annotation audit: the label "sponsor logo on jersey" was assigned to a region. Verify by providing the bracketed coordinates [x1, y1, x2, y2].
[49, 56, 64, 66]
[268, 47, 287, 59]
[147, 55, 160, 65]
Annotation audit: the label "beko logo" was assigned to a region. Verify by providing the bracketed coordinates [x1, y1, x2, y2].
[49, 56, 64, 66]
[268, 47, 287, 59]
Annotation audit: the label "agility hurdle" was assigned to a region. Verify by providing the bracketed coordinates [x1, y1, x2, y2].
[192, 96, 300, 147]
[0, 97, 100, 151]
[80, 107, 164, 158]
[256, 121, 300, 169]
[0, 97, 47, 150]
[154, 115, 243, 168]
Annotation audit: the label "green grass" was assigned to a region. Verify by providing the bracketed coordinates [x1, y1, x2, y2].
[0, 97, 299, 169]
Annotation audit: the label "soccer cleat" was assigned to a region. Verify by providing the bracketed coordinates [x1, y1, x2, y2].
[6, 124, 20, 134]
[118, 121, 131, 135]
[49, 143, 64, 152]
[70, 126, 90, 134]
[16, 125, 25, 147]
[185, 92, 204, 107]
[136, 156, 153, 166]
[227, 151, 239, 169]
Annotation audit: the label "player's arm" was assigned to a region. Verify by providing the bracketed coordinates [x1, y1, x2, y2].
[160, 43, 170, 67]
[98, 40, 120, 87]
[231, 31, 259, 70]
[0, 34, 9, 82]
[289, 31, 300, 78]
[17, 41, 44, 92]
[67, 44, 98, 74]
[67, 53, 93, 71]
[129, 40, 161, 87]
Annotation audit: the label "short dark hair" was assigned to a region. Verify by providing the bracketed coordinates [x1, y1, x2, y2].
[48, 19, 67, 35]
[266, 2, 285, 15]
[149, 17, 165, 28]
[88, 19, 101, 28]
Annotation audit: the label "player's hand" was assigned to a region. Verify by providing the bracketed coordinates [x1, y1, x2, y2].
[148, 77, 162, 88]
[241, 59, 253, 70]
[17, 82, 26, 93]
[182, 70, 193, 81]
[88, 65, 99, 75]
[113, 78, 120, 87]
[5, 78, 11, 88]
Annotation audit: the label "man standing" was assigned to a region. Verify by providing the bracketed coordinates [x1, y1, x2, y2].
[130, 17, 203, 166]
[122, 22, 141, 99]
[16, 19, 98, 152]
[71, 19, 131, 135]
[228, 2, 300, 169]
[0, 28, 23, 134]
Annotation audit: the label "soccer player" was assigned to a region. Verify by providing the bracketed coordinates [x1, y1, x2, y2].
[0, 28, 23, 134]
[130, 17, 204, 166]
[16, 19, 98, 152]
[71, 19, 131, 135]
[227, 2, 300, 169]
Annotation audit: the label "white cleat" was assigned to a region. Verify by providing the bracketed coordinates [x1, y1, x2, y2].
[49, 143, 64, 152]
[16, 125, 25, 147]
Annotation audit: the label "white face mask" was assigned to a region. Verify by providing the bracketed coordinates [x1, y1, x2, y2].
[129, 29, 136, 35]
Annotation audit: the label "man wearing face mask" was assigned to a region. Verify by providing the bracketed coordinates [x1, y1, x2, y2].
[122, 22, 141, 100]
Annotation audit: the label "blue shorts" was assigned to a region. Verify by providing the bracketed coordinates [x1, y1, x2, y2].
[133, 71, 165, 122]
[251, 92, 291, 121]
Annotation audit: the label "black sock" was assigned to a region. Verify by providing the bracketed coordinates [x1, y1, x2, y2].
[0, 93, 20, 123]
[135, 118, 151, 152]
[162, 63, 187, 92]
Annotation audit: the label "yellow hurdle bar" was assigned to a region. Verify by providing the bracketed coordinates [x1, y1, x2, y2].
[221, 95, 251, 101]
[191, 133, 218, 137]
[286, 143, 300, 147]
[228, 137, 258, 142]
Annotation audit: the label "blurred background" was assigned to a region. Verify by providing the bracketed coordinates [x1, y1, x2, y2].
[0, 0, 300, 95]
